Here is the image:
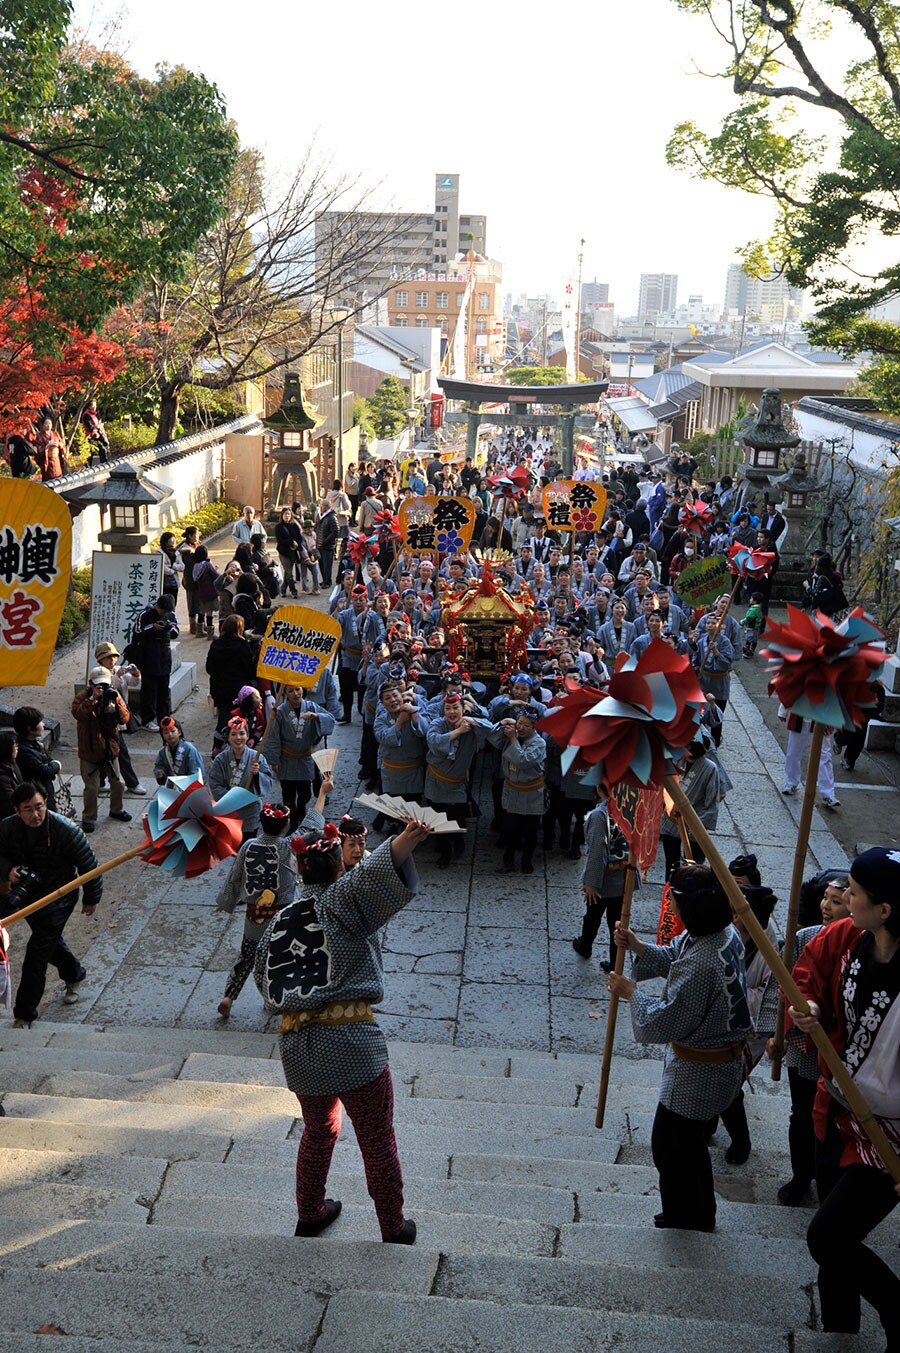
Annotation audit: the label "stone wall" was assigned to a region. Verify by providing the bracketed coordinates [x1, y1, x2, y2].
[61, 417, 263, 569]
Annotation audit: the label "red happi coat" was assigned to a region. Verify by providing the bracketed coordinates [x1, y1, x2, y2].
[788, 917, 900, 1172]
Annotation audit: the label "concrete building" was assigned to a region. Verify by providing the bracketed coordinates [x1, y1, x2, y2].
[581, 278, 609, 307]
[683, 341, 860, 430]
[314, 173, 487, 304]
[637, 273, 678, 321]
[386, 251, 505, 371]
[723, 262, 804, 324]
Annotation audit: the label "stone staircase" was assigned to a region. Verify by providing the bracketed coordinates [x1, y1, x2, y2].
[1, 1021, 891, 1352]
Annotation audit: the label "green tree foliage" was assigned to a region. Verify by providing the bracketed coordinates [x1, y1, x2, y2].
[0, 2, 237, 335]
[367, 378, 409, 439]
[666, 1, 900, 406]
[504, 366, 569, 386]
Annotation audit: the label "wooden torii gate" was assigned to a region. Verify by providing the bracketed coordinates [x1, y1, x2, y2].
[437, 378, 609, 475]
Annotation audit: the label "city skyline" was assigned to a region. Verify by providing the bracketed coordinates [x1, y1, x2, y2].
[73, 0, 827, 313]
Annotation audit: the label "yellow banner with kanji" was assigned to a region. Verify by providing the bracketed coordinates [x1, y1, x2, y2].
[541, 480, 607, 533]
[256, 605, 342, 687]
[0, 479, 72, 685]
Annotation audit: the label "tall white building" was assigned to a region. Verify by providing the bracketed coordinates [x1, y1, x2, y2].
[637, 273, 678, 321]
[723, 262, 803, 324]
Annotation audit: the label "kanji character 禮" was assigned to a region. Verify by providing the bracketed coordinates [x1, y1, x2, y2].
[432, 499, 470, 531]
[0, 528, 21, 586]
[547, 501, 572, 528]
[569, 483, 597, 509]
[0, 590, 41, 647]
[20, 525, 60, 585]
[407, 523, 437, 551]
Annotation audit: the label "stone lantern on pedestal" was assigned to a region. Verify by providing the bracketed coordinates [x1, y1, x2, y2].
[264, 372, 318, 516]
[736, 387, 800, 510]
[768, 446, 825, 603]
[75, 461, 171, 552]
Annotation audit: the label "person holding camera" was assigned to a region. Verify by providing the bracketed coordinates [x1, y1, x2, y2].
[0, 781, 102, 1024]
[71, 669, 133, 833]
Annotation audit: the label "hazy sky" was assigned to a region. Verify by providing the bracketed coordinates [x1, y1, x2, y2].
[74, 0, 810, 313]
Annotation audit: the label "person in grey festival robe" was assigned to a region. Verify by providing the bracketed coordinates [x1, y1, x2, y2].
[609, 864, 752, 1233]
[268, 686, 335, 830]
[254, 819, 432, 1244]
[572, 788, 635, 971]
[215, 801, 296, 1019]
[374, 683, 427, 800]
[659, 736, 724, 878]
[208, 718, 273, 840]
[487, 704, 547, 875]
[425, 693, 493, 867]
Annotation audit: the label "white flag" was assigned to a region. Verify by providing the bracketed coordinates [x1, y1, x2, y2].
[450, 268, 476, 378]
[562, 290, 577, 385]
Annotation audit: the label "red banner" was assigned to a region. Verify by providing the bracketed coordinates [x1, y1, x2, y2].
[609, 782, 663, 873]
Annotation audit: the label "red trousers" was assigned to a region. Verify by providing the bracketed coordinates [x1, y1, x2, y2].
[295, 1065, 405, 1239]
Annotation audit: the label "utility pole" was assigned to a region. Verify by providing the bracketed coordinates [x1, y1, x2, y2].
[574, 239, 585, 383]
[541, 296, 548, 366]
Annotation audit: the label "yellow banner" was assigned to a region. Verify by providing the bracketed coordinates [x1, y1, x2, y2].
[541, 480, 607, 533]
[256, 605, 342, 687]
[0, 479, 72, 686]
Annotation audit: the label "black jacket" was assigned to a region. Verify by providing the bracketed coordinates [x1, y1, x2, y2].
[206, 634, 258, 707]
[15, 738, 57, 810]
[315, 509, 338, 552]
[134, 605, 180, 675]
[0, 759, 22, 821]
[0, 811, 101, 910]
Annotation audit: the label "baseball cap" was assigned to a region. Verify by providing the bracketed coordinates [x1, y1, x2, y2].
[88, 667, 112, 686]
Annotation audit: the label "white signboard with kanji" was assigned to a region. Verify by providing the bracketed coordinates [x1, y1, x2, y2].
[88, 551, 162, 675]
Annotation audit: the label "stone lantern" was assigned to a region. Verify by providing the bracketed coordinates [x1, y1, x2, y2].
[75, 461, 171, 552]
[773, 447, 825, 571]
[264, 372, 318, 515]
[736, 387, 800, 509]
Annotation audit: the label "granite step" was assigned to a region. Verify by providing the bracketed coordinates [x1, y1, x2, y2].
[313, 1291, 780, 1353]
[0, 1092, 295, 1138]
[0, 1115, 234, 1162]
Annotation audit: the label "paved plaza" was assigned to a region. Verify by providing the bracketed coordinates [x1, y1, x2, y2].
[3, 601, 851, 1055]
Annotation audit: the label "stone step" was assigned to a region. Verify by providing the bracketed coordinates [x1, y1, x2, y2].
[0, 1047, 186, 1094]
[435, 1252, 811, 1329]
[1, 1093, 294, 1139]
[0, 1146, 167, 1195]
[0, 1180, 150, 1223]
[313, 1291, 777, 1353]
[0, 1217, 438, 1294]
[7, 1023, 279, 1059]
[32, 1070, 299, 1115]
[151, 1197, 556, 1256]
[160, 1161, 572, 1225]
[0, 1115, 233, 1162]
[558, 1221, 900, 1281]
[409, 1072, 580, 1107]
[0, 1339, 197, 1353]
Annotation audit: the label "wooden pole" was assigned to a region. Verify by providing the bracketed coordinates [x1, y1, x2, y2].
[4, 844, 146, 927]
[771, 722, 825, 1081]
[241, 683, 281, 789]
[664, 773, 900, 1183]
[676, 814, 695, 865]
[596, 853, 638, 1128]
[697, 573, 742, 681]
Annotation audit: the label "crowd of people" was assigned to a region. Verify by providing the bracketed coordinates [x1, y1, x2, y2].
[0, 427, 896, 1345]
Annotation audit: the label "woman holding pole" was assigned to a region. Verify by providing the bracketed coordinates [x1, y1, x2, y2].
[788, 847, 900, 1350]
[609, 863, 752, 1233]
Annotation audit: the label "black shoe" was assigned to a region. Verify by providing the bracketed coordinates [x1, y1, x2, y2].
[294, 1199, 342, 1236]
[777, 1178, 811, 1207]
[572, 937, 591, 959]
[654, 1212, 714, 1233]
[725, 1141, 751, 1166]
[364, 778, 378, 791]
[109, 810, 133, 823]
[566, 845, 581, 860]
[371, 814, 386, 832]
[81, 820, 95, 833]
[383, 1219, 417, 1245]
[599, 960, 612, 973]
[336, 718, 351, 726]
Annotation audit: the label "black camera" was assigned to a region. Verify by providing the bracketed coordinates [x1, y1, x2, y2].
[7, 866, 40, 911]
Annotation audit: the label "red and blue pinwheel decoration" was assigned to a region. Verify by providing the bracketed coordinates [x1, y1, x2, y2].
[140, 774, 257, 878]
[678, 500, 713, 535]
[486, 464, 532, 499]
[761, 606, 886, 730]
[372, 509, 401, 543]
[538, 638, 705, 789]
[345, 531, 380, 565]
[728, 542, 776, 578]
